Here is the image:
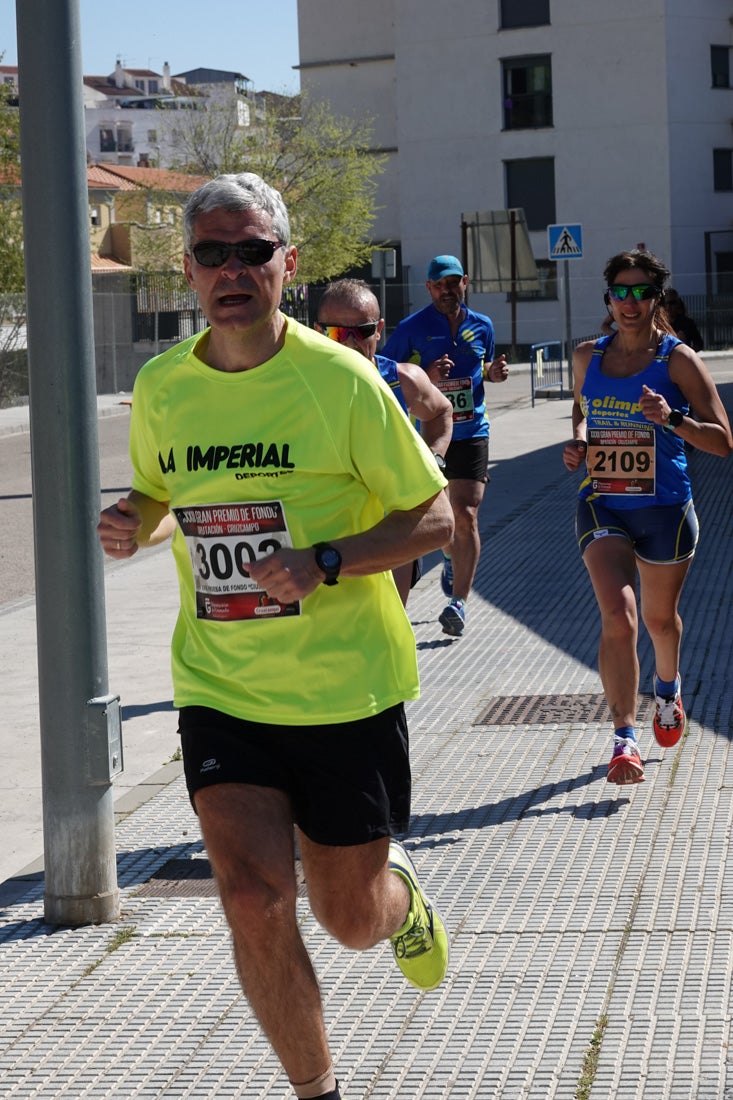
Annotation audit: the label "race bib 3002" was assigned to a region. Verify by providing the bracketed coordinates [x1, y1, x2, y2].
[173, 501, 300, 621]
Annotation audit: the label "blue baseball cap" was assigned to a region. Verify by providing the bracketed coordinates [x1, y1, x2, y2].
[427, 255, 464, 281]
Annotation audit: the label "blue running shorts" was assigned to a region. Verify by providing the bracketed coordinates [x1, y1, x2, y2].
[575, 498, 698, 564]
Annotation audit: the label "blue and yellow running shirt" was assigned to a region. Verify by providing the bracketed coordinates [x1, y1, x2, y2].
[382, 304, 494, 440]
[129, 317, 447, 726]
[579, 333, 691, 509]
[375, 354, 408, 415]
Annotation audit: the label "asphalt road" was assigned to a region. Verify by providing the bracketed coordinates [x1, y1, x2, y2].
[0, 408, 134, 609]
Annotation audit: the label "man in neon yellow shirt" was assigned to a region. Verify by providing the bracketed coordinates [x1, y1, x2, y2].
[98, 173, 453, 1100]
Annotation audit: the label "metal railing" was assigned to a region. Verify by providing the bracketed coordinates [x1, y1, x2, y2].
[530, 341, 568, 407]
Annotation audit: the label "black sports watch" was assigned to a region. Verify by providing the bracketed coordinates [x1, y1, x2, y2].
[432, 453, 447, 470]
[313, 542, 342, 586]
[667, 409, 684, 428]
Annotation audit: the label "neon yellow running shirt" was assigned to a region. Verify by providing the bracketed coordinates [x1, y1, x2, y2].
[129, 316, 446, 724]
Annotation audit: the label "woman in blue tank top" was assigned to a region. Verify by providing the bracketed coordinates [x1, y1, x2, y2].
[562, 249, 732, 786]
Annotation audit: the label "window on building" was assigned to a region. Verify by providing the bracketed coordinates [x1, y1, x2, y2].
[90, 205, 101, 228]
[100, 127, 116, 153]
[500, 0, 550, 28]
[148, 79, 159, 94]
[711, 46, 730, 89]
[713, 149, 733, 191]
[134, 79, 145, 91]
[716, 251, 733, 294]
[505, 157, 556, 230]
[117, 124, 134, 154]
[147, 129, 158, 143]
[502, 55, 552, 130]
[515, 258, 557, 301]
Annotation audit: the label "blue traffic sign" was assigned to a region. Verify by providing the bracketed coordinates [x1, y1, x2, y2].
[548, 224, 583, 260]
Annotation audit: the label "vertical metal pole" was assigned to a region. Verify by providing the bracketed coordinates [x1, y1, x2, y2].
[563, 260, 573, 394]
[510, 210, 518, 359]
[16, 0, 119, 925]
[111, 292, 118, 394]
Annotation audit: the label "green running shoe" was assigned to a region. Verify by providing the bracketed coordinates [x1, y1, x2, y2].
[388, 841, 449, 991]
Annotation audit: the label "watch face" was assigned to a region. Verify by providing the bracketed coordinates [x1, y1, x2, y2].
[314, 543, 341, 583]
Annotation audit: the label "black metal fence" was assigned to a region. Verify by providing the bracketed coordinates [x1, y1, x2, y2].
[675, 294, 733, 351]
[129, 272, 310, 343]
[2, 276, 732, 406]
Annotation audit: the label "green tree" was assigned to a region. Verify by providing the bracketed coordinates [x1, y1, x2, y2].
[171, 93, 385, 284]
[0, 74, 27, 405]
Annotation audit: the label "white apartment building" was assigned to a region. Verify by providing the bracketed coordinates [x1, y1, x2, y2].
[83, 61, 256, 171]
[297, 0, 733, 348]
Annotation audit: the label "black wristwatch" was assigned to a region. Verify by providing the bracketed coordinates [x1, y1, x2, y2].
[667, 409, 684, 428]
[313, 542, 341, 586]
[432, 453, 447, 470]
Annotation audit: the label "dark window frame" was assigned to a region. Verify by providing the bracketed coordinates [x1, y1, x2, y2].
[502, 54, 553, 131]
[514, 258, 558, 302]
[711, 45, 730, 89]
[504, 156, 556, 232]
[713, 148, 733, 192]
[499, 0, 550, 30]
[99, 127, 116, 153]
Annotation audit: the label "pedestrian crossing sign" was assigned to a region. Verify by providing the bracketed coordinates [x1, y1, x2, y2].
[548, 224, 583, 260]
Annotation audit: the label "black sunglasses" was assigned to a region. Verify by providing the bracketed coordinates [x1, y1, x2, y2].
[318, 322, 380, 342]
[607, 283, 660, 302]
[192, 239, 284, 268]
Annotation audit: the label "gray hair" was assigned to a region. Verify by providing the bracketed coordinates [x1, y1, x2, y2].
[182, 173, 291, 252]
[317, 278, 380, 319]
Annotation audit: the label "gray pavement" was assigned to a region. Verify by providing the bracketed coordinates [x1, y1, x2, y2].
[1, 357, 733, 1098]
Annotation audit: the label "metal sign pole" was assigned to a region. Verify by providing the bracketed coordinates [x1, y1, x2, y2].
[547, 224, 583, 397]
[371, 248, 396, 331]
[17, 0, 121, 926]
[563, 260, 573, 395]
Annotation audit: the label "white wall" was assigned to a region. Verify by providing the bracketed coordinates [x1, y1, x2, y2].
[298, 0, 733, 347]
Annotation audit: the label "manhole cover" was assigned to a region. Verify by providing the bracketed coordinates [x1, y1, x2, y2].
[474, 692, 657, 727]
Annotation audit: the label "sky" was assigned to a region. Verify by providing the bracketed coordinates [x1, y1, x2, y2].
[0, 0, 301, 94]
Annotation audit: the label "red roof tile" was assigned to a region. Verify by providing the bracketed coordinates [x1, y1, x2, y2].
[87, 164, 138, 190]
[91, 254, 134, 272]
[96, 164, 209, 192]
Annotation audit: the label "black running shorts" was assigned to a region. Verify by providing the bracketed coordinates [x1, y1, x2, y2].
[444, 436, 490, 482]
[178, 702, 411, 846]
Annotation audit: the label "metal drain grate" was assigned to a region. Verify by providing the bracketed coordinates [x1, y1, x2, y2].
[474, 692, 656, 727]
[135, 858, 217, 898]
[135, 858, 307, 899]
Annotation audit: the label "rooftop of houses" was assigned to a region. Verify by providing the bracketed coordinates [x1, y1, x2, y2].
[88, 163, 208, 193]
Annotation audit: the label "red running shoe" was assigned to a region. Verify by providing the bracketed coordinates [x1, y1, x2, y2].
[652, 682, 687, 748]
[607, 739, 645, 785]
